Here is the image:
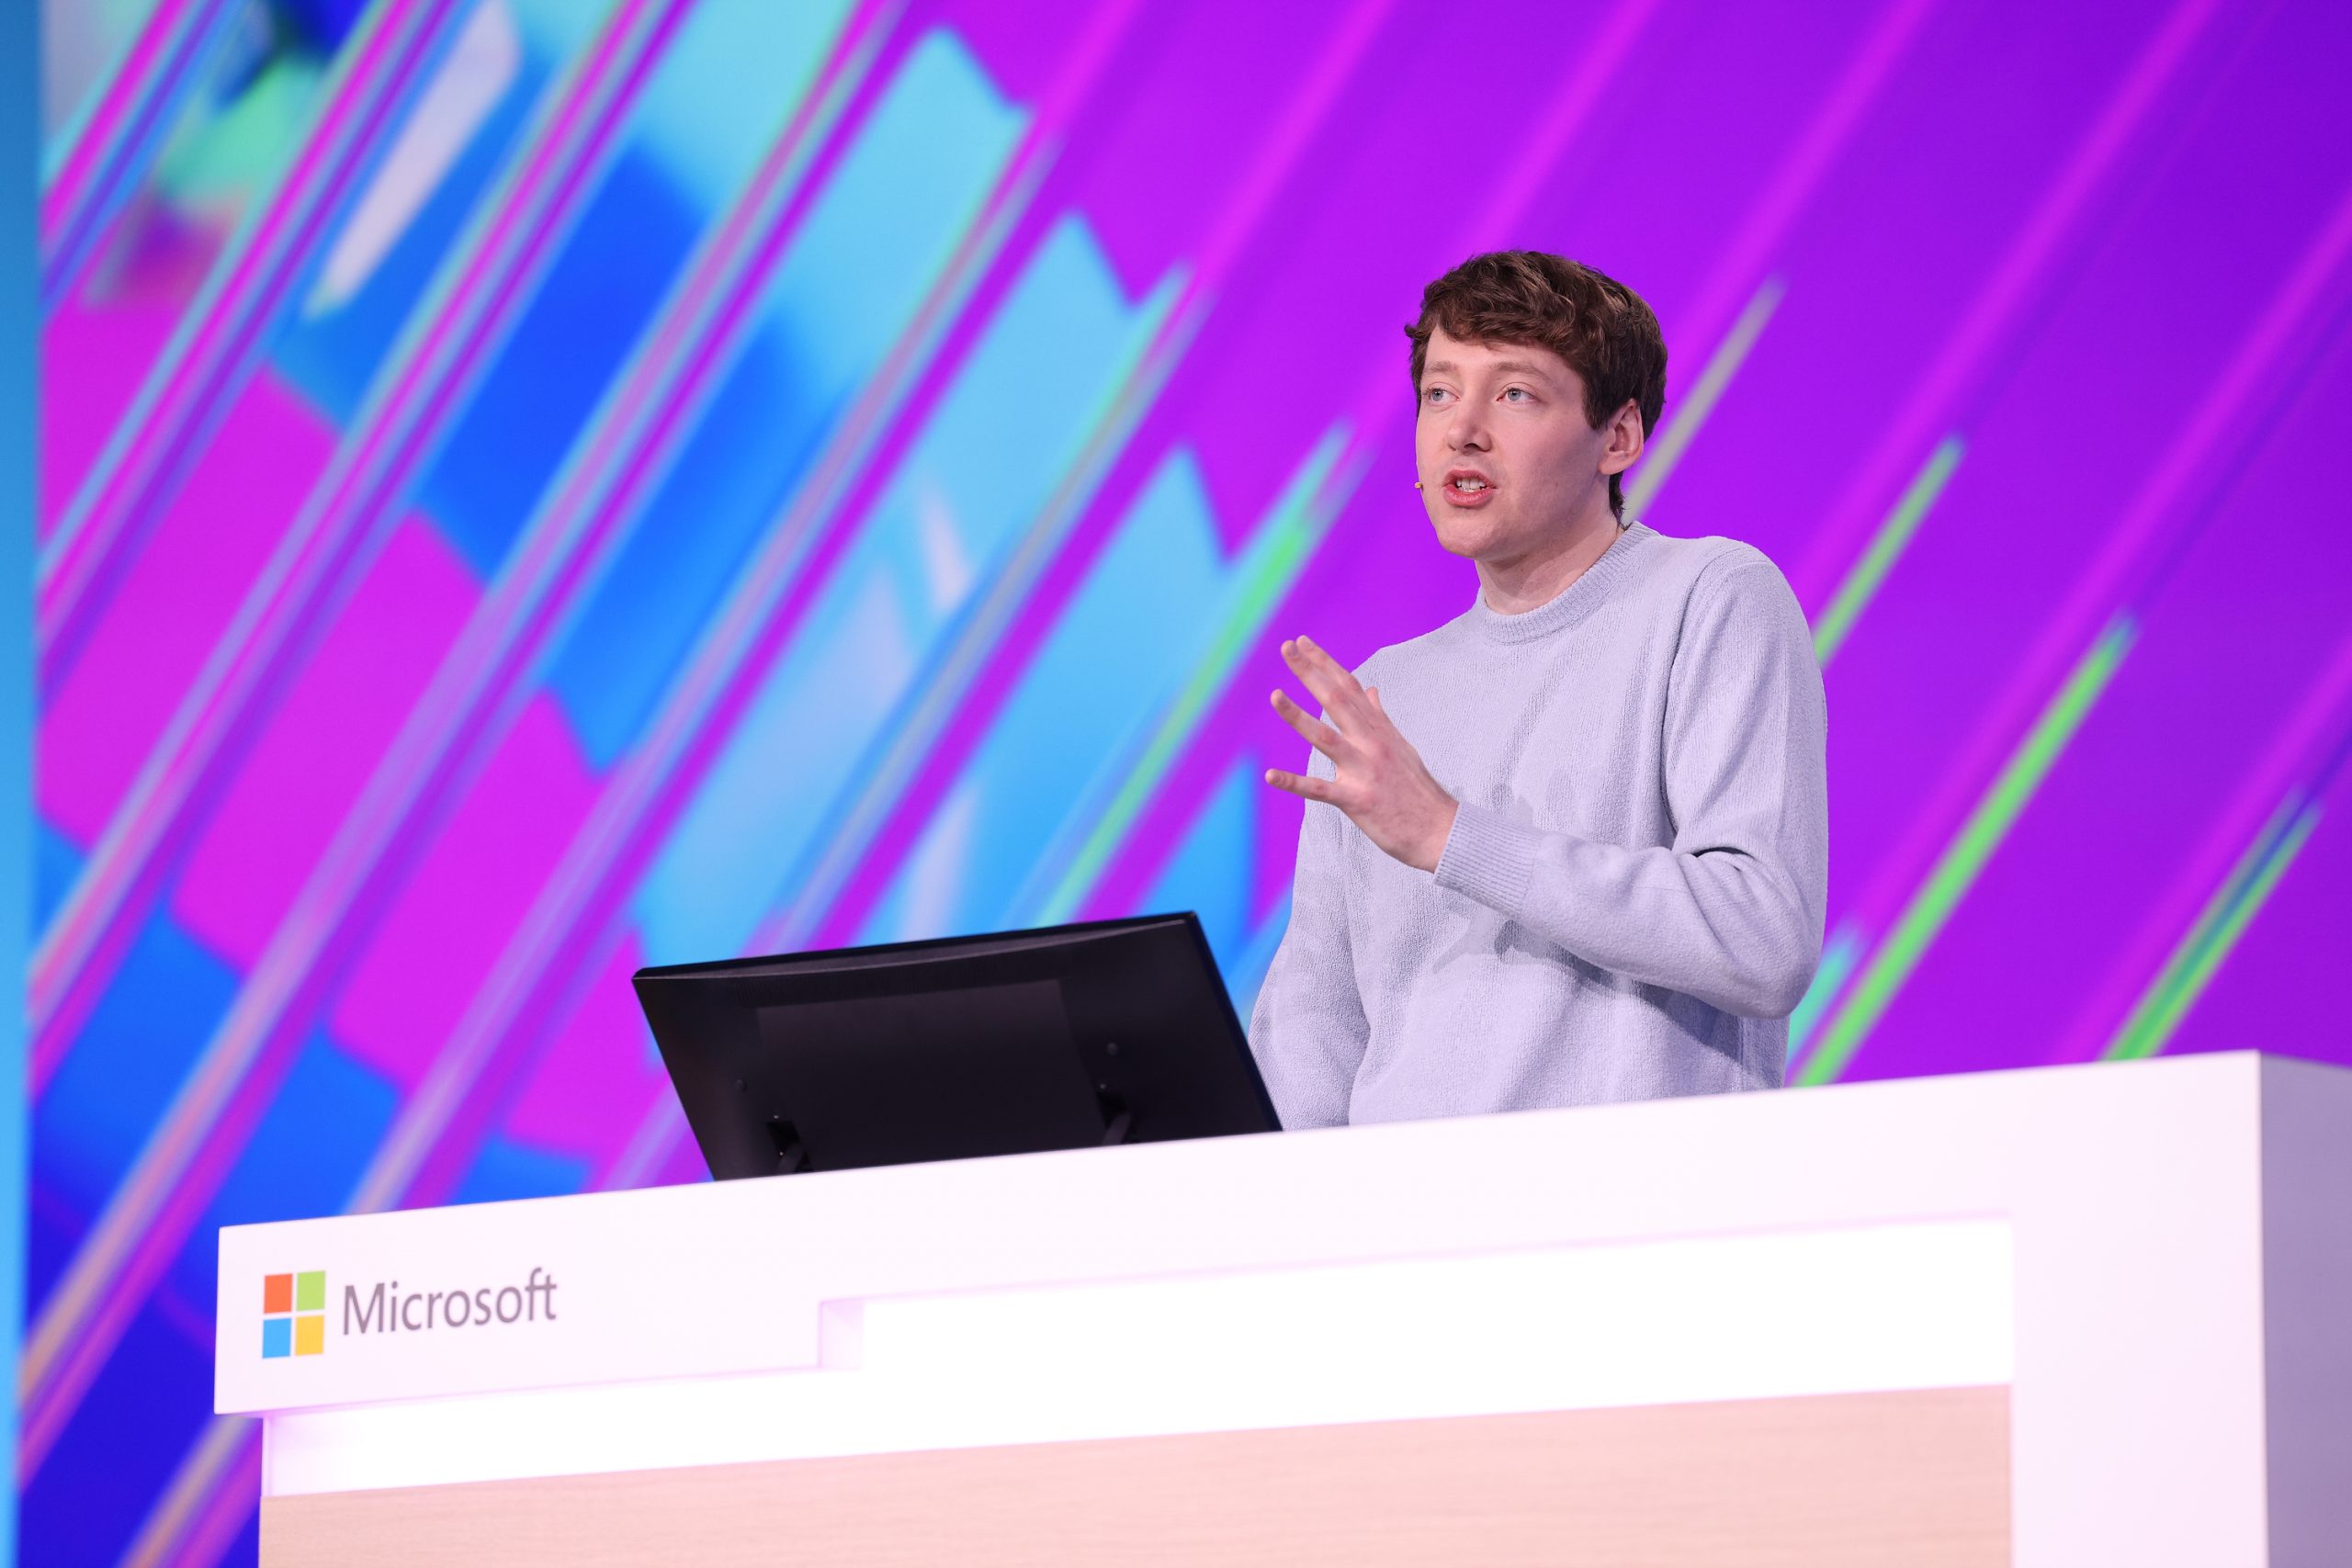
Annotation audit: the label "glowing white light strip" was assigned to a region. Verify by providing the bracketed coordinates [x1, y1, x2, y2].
[307, 0, 521, 314]
[264, 1217, 2010, 1497]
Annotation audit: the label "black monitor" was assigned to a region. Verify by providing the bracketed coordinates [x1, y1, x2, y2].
[634, 913, 1281, 1179]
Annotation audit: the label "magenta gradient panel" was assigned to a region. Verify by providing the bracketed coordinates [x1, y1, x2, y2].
[22, 0, 2352, 1561]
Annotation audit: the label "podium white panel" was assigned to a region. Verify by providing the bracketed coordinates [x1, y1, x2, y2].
[218, 1051, 2352, 1567]
[262, 1216, 2012, 1495]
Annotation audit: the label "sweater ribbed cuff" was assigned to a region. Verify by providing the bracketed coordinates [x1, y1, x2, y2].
[1432, 800, 1544, 920]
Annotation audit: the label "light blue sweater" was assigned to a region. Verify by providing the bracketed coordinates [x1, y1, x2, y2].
[1248, 522, 1828, 1127]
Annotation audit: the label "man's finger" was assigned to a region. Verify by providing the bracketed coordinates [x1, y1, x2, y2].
[1283, 636, 1371, 723]
[1269, 688, 1344, 756]
[1261, 766, 1337, 804]
[1299, 635, 1374, 720]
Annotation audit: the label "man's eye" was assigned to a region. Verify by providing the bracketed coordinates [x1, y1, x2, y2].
[1503, 387, 1532, 402]
[1423, 387, 1449, 404]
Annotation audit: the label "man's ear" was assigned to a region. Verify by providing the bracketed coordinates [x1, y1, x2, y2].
[1598, 398, 1645, 477]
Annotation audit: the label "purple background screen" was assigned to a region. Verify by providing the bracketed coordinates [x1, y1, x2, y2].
[22, 0, 2352, 1560]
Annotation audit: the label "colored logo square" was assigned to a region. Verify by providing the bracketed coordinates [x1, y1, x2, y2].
[262, 1317, 292, 1359]
[296, 1270, 326, 1313]
[263, 1273, 293, 1314]
[294, 1315, 325, 1356]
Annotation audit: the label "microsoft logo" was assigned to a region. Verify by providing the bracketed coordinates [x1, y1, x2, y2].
[263, 1270, 326, 1359]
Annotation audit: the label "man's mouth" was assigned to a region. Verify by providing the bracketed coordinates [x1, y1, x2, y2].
[1442, 468, 1497, 506]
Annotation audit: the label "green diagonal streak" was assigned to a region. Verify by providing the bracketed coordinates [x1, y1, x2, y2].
[1813, 435, 1966, 666]
[1786, 923, 1862, 1057]
[1035, 427, 1355, 924]
[2108, 805, 2322, 1060]
[1623, 276, 1785, 518]
[2100, 795, 2301, 1061]
[1797, 616, 2137, 1086]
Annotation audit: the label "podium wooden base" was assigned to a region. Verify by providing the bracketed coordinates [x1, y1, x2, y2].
[265, 1387, 2007, 1567]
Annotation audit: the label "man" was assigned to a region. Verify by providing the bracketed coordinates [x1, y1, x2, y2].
[1249, 250, 1827, 1127]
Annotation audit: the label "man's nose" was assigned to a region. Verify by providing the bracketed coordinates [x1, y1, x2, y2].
[1448, 410, 1491, 451]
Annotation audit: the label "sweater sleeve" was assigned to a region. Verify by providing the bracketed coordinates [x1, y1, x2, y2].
[1248, 742, 1370, 1128]
[1432, 554, 1828, 1019]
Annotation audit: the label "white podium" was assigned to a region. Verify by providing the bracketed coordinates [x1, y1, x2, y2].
[218, 1052, 2352, 1566]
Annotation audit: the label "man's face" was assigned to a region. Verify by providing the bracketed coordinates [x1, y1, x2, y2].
[1413, 326, 1614, 563]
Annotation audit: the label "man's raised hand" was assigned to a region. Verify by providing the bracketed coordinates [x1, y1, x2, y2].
[1263, 635, 1459, 873]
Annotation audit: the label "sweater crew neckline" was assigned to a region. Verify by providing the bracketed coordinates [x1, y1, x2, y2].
[1466, 521, 1655, 644]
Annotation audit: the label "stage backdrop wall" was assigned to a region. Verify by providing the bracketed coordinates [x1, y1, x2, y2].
[23, 0, 2352, 1561]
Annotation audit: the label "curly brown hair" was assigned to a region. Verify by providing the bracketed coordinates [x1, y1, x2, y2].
[1405, 252, 1668, 519]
